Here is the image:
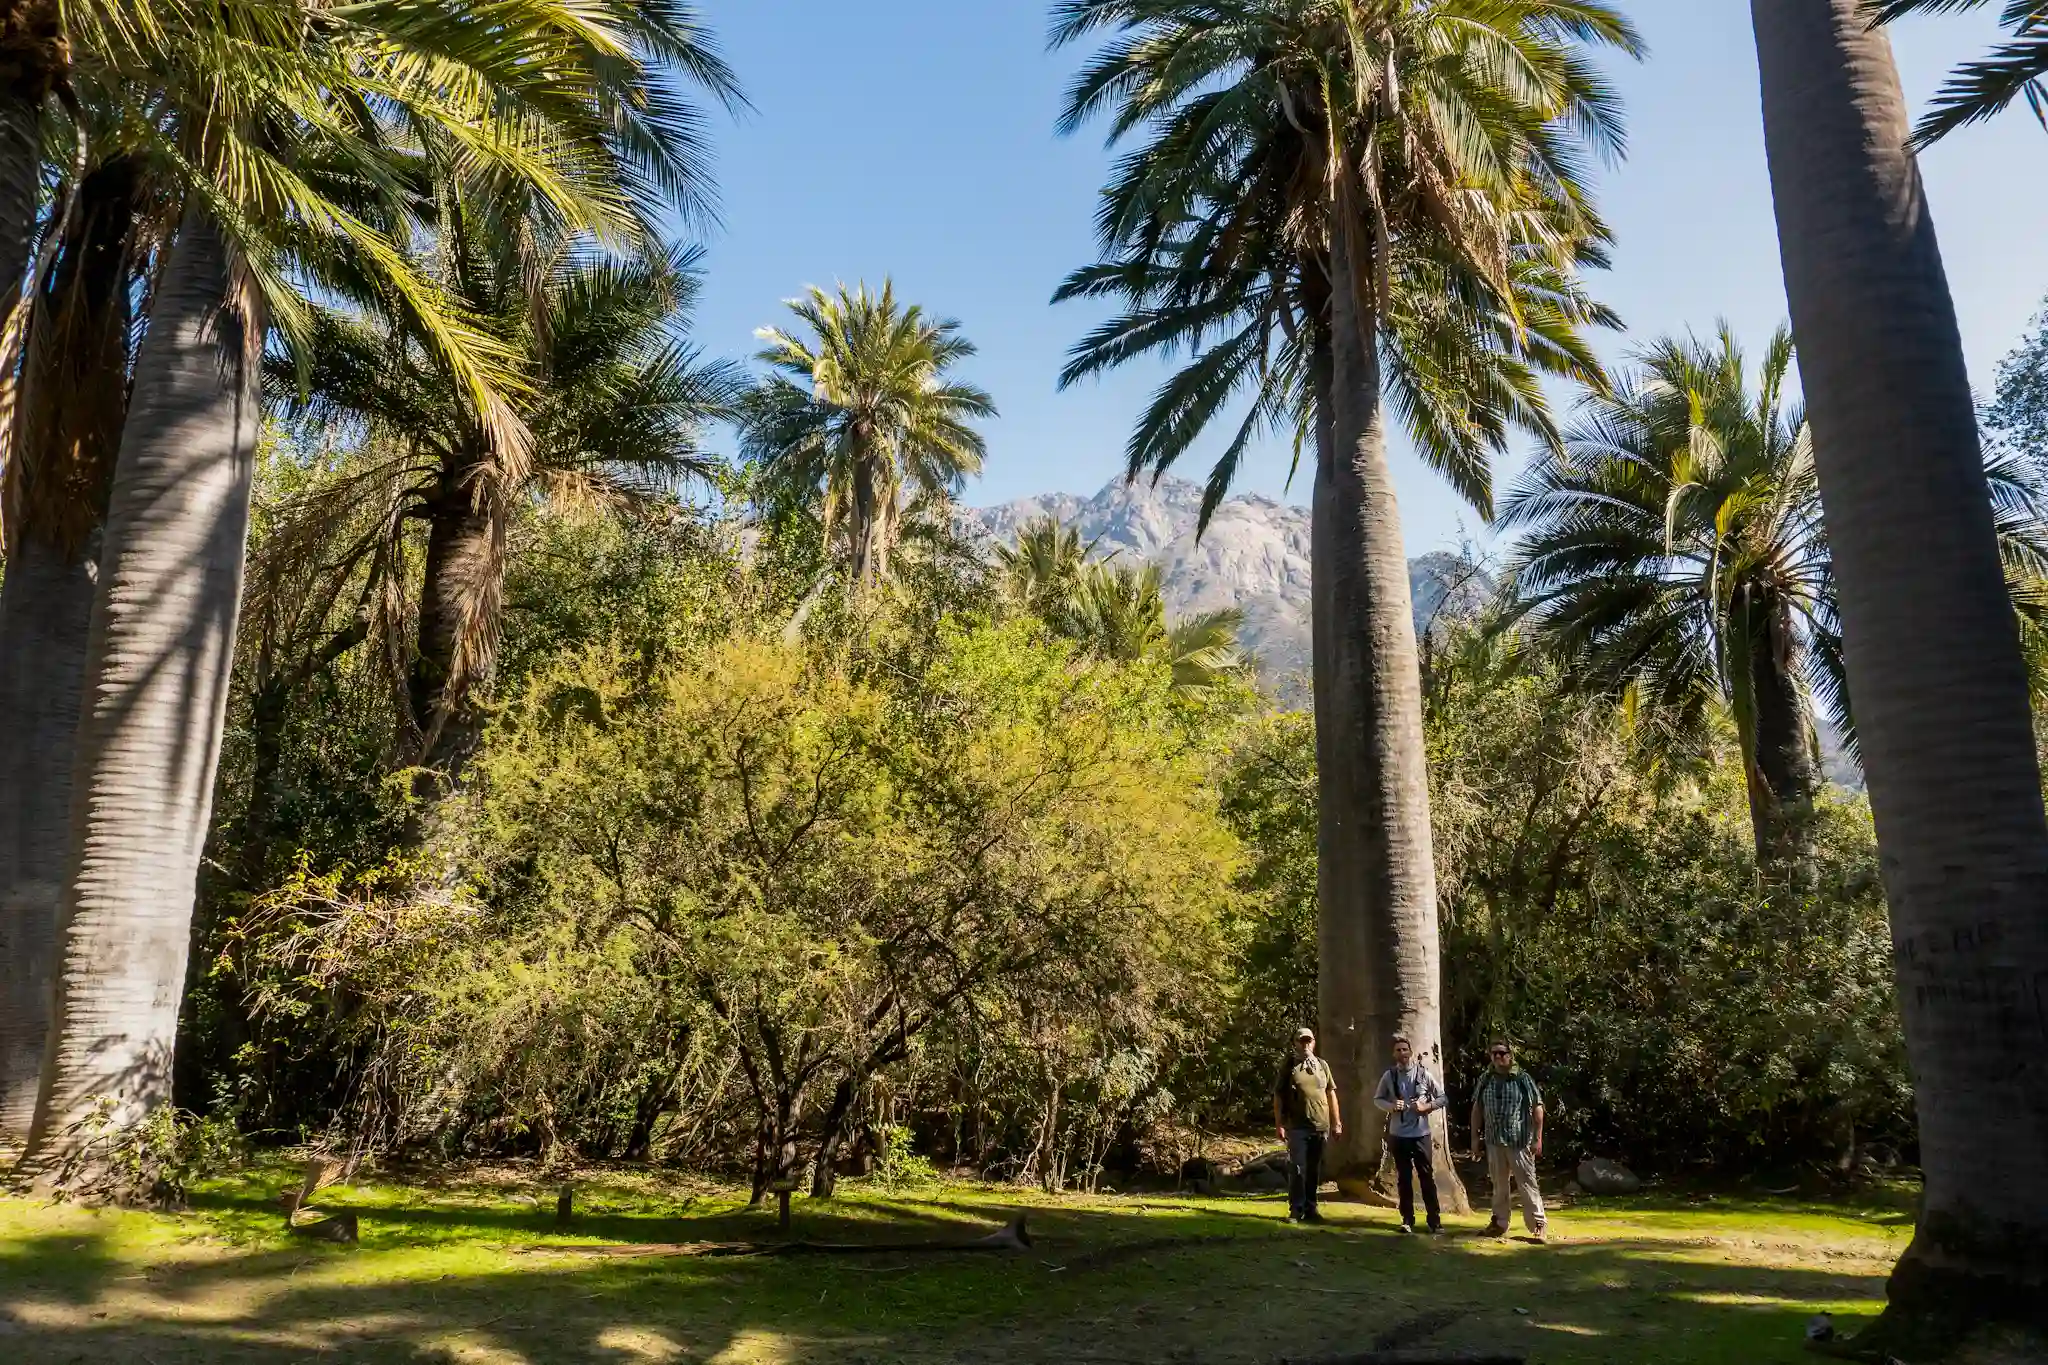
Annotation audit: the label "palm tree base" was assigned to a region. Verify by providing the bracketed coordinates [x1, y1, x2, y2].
[1823, 1231, 2048, 1361]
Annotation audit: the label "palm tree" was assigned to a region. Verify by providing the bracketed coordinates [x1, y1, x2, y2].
[270, 238, 738, 803]
[13, 0, 738, 1180]
[997, 517, 1249, 687]
[1051, 0, 1638, 1190]
[1500, 328, 1832, 866]
[1868, 0, 2047, 145]
[1503, 326, 2048, 868]
[995, 513, 1092, 619]
[741, 282, 995, 594]
[1752, 0, 2048, 1333]
[1069, 559, 1252, 688]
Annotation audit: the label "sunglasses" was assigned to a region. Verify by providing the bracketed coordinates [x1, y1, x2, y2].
[1490, 1048, 1511, 1057]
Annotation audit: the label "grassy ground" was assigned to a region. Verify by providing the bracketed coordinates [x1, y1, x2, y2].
[0, 1159, 1917, 1364]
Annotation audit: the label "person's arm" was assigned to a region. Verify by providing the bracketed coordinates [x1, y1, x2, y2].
[1274, 1094, 1286, 1142]
[1274, 1064, 1291, 1141]
[1372, 1069, 1397, 1115]
[1470, 1091, 1484, 1160]
[1324, 1066, 1343, 1137]
[1533, 1103, 1545, 1159]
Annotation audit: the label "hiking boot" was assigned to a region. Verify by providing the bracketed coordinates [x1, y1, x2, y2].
[1426, 1224, 1443, 1236]
[1532, 1226, 1548, 1244]
[1397, 1223, 1415, 1235]
[1484, 1221, 1508, 1238]
[1303, 1211, 1326, 1224]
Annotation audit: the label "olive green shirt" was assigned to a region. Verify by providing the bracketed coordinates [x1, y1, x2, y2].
[1275, 1054, 1335, 1134]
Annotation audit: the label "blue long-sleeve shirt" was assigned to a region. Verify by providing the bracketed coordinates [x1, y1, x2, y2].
[1373, 1062, 1445, 1141]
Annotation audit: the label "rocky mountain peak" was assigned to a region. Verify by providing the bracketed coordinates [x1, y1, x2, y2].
[959, 476, 1488, 679]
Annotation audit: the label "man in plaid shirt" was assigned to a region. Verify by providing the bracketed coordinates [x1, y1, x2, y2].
[1468, 1039, 1546, 1240]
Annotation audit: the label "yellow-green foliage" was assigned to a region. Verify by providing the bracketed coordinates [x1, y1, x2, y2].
[242, 621, 1239, 1181]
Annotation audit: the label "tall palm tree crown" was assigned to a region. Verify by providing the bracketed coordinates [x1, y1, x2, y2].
[1050, 0, 1633, 524]
[742, 282, 995, 593]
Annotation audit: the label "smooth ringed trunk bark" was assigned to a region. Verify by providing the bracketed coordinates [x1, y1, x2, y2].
[1754, 0, 2048, 1331]
[22, 212, 256, 1176]
[0, 539, 97, 1146]
[0, 157, 139, 1148]
[1312, 246, 1466, 1211]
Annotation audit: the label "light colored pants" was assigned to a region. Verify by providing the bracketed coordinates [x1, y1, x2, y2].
[1486, 1141, 1545, 1232]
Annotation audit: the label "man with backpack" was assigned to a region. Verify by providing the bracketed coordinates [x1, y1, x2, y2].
[1372, 1034, 1444, 1234]
[1470, 1038, 1546, 1241]
[1273, 1026, 1341, 1222]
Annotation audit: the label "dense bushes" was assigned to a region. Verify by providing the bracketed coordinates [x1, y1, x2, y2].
[184, 457, 1912, 1186]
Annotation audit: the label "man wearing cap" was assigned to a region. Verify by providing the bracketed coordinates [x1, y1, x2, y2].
[1469, 1038, 1546, 1241]
[1273, 1026, 1342, 1223]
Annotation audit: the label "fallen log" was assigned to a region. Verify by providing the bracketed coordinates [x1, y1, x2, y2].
[524, 1212, 1032, 1259]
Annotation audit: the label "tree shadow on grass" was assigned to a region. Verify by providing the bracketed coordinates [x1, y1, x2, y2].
[0, 1195, 1898, 1364]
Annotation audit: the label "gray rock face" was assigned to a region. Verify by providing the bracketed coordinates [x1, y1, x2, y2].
[1575, 1157, 1642, 1196]
[959, 476, 1490, 681]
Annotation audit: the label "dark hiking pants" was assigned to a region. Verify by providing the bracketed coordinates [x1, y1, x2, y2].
[1286, 1127, 1325, 1219]
[1393, 1134, 1442, 1230]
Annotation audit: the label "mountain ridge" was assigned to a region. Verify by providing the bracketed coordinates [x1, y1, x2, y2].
[958, 476, 1488, 679]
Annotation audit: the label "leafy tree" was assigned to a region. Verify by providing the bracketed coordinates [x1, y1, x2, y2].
[235, 620, 1237, 1195]
[1987, 297, 2048, 462]
[1051, 0, 1638, 1190]
[1423, 622, 1908, 1168]
[740, 282, 995, 594]
[1755, 0, 2048, 1335]
[1869, 0, 2048, 146]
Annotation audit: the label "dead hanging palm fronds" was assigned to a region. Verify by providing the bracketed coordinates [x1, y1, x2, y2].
[240, 439, 430, 732]
[3, 149, 144, 559]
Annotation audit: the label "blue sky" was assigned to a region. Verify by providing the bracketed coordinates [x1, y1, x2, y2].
[685, 2, 2048, 554]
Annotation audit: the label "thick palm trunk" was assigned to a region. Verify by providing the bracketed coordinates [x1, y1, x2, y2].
[22, 213, 256, 1178]
[1754, 0, 2048, 1334]
[1741, 594, 1819, 868]
[848, 456, 880, 593]
[407, 458, 492, 800]
[0, 540, 96, 1147]
[0, 157, 138, 1149]
[1312, 247, 1466, 1212]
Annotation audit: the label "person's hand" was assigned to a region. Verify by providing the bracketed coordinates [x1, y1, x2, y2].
[1392, 1098, 1407, 1113]
[1470, 1145, 1482, 1162]
[1534, 1136, 1544, 1159]
[1332, 1120, 1343, 1138]
[1276, 1125, 1287, 1142]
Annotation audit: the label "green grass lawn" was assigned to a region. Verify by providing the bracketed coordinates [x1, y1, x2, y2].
[0, 1160, 1915, 1364]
